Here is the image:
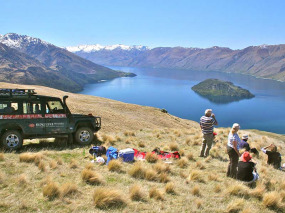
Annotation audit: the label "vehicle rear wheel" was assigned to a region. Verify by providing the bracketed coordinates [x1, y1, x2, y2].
[74, 127, 94, 145]
[1, 130, 23, 150]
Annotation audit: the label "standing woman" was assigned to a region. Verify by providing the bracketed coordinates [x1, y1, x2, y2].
[227, 123, 241, 178]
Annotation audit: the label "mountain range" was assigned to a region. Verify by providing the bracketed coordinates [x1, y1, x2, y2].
[67, 43, 285, 82]
[0, 33, 134, 92]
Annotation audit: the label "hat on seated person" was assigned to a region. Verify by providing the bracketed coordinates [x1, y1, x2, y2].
[241, 151, 252, 162]
[242, 134, 248, 140]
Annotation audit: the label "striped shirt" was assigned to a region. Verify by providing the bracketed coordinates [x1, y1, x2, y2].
[200, 116, 217, 134]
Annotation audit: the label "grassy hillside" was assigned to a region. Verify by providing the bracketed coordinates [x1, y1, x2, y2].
[0, 82, 285, 213]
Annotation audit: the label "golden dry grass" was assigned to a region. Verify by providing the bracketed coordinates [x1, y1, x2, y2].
[187, 170, 205, 183]
[153, 161, 171, 174]
[0, 153, 4, 161]
[43, 181, 60, 200]
[60, 183, 79, 198]
[128, 162, 146, 179]
[129, 184, 146, 201]
[226, 198, 245, 213]
[165, 182, 176, 194]
[145, 152, 159, 163]
[81, 169, 104, 185]
[149, 187, 164, 200]
[93, 187, 127, 209]
[17, 174, 28, 185]
[19, 153, 43, 164]
[107, 159, 123, 173]
[226, 183, 249, 198]
[169, 142, 179, 151]
[191, 185, 201, 196]
[262, 191, 282, 210]
[177, 157, 188, 168]
[145, 169, 158, 181]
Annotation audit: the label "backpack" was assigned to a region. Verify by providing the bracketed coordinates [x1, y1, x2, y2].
[89, 146, 106, 157]
[106, 146, 118, 165]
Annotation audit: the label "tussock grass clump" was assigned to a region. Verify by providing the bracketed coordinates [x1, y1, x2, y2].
[250, 184, 265, 200]
[138, 141, 145, 148]
[158, 173, 170, 183]
[0, 153, 4, 161]
[153, 162, 171, 174]
[187, 152, 195, 161]
[145, 153, 159, 163]
[145, 169, 158, 181]
[149, 187, 164, 200]
[179, 149, 185, 156]
[49, 160, 58, 169]
[43, 181, 60, 200]
[56, 157, 63, 165]
[195, 161, 205, 170]
[169, 142, 179, 151]
[214, 184, 222, 193]
[38, 160, 46, 172]
[19, 153, 43, 164]
[129, 184, 146, 201]
[107, 159, 123, 173]
[165, 182, 176, 194]
[191, 185, 201, 196]
[18, 174, 28, 185]
[226, 183, 249, 197]
[84, 162, 94, 170]
[262, 191, 282, 210]
[187, 170, 205, 183]
[60, 183, 78, 198]
[93, 187, 127, 209]
[195, 199, 203, 209]
[102, 134, 116, 145]
[177, 157, 188, 168]
[226, 198, 245, 213]
[208, 174, 219, 181]
[81, 169, 104, 185]
[204, 156, 212, 163]
[128, 162, 146, 179]
[69, 159, 78, 169]
[185, 137, 191, 145]
[124, 131, 135, 137]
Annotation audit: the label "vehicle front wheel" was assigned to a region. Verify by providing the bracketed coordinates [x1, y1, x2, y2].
[74, 127, 94, 145]
[1, 130, 23, 150]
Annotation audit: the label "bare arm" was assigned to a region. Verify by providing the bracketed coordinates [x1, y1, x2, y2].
[233, 140, 241, 157]
[211, 114, 218, 125]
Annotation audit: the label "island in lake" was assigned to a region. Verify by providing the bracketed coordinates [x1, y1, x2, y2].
[191, 79, 255, 104]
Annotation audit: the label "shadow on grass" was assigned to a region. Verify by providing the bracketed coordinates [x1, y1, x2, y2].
[1, 134, 104, 153]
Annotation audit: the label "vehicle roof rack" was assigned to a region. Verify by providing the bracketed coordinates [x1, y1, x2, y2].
[0, 89, 37, 97]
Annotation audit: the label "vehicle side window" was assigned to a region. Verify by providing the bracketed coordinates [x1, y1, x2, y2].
[23, 102, 42, 114]
[0, 101, 19, 115]
[46, 101, 65, 114]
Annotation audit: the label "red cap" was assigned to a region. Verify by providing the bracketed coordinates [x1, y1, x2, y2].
[241, 151, 252, 162]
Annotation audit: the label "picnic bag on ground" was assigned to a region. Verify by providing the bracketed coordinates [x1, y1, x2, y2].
[106, 146, 118, 165]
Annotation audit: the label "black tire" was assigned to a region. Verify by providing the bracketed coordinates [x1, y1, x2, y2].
[74, 127, 94, 145]
[1, 130, 23, 150]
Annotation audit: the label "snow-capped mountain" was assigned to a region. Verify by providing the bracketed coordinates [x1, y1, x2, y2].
[0, 33, 134, 92]
[66, 44, 150, 53]
[0, 33, 50, 49]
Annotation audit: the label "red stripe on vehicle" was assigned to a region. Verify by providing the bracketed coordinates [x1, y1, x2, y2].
[0, 114, 66, 119]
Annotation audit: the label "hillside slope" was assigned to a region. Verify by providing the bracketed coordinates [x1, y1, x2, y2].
[0, 33, 135, 92]
[0, 82, 285, 213]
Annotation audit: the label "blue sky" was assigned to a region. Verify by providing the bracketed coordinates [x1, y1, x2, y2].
[0, 0, 285, 49]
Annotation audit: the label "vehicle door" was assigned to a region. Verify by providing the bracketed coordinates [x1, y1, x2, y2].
[22, 101, 46, 135]
[44, 100, 68, 134]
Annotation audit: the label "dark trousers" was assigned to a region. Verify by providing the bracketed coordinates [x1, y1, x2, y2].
[227, 146, 239, 178]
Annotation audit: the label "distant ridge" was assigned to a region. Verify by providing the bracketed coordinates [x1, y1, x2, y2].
[67, 43, 285, 82]
[0, 33, 135, 92]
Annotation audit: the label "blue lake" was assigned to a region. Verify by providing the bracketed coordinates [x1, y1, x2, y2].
[80, 67, 285, 134]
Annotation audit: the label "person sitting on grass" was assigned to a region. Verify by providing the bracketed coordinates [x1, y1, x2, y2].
[261, 144, 282, 169]
[239, 134, 259, 156]
[237, 151, 259, 184]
